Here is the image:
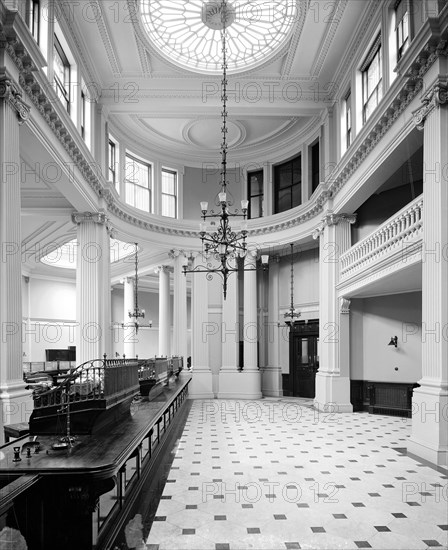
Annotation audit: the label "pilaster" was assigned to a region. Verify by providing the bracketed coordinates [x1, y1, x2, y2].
[171, 251, 188, 360]
[408, 77, 448, 467]
[190, 254, 213, 398]
[262, 256, 282, 397]
[72, 211, 113, 365]
[240, 250, 261, 399]
[157, 266, 171, 357]
[0, 71, 32, 440]
[218, 256, 240, 398]
[313, 212, 356, 412]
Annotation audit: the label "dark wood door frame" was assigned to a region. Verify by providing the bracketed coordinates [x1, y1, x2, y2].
[289, 320, 319, 398]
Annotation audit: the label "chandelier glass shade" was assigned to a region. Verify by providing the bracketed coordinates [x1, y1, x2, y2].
[128, 243, 145, 332]
[182, 0, 268, 298]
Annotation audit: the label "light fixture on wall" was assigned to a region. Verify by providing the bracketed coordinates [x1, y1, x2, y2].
[284, 243, 301, 326]
[388, 336, 398, 348]
[182, 0, 268, 299]
[128, 243, 145, 333]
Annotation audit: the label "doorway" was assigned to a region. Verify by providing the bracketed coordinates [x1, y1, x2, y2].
[290, 320, 319, 398]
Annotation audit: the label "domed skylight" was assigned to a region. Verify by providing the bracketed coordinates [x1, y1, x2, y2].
[140, 0, 298, 74]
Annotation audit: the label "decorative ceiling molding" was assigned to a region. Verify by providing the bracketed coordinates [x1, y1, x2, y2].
[2, 3, 447, 242]
[310, 0, 348, 77]
[91, 0, 122, 77]
[281, 0, 309, 77]
[134, 35, 152, 76]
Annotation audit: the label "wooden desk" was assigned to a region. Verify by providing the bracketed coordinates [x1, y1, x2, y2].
[0, 376, 191, 550]
[4, 422, 29, 442]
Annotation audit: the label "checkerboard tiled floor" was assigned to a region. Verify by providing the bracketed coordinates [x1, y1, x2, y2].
[145, 398, 448, 550]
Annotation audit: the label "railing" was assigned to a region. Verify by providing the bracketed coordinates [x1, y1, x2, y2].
[138, 356, 183, 383]
[340, 195, 423, 279]
[32, 358, 139, 411]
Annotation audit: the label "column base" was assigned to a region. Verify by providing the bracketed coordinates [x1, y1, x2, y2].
[217, 369, 262, 399]
[408, 383, 448, 467]
[314, 372, 353, 413]
[189, 370, 214, 399]
[0, 381, 33, 445]
[261, 366, 283, 397]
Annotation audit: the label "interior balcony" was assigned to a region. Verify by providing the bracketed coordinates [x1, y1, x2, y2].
[338, 195, 423, 298]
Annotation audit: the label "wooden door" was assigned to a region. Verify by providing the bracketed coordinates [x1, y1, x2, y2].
[290, 321, 319, 398]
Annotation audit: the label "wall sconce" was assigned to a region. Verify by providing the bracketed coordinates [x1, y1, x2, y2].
[388, 336, 398, 348]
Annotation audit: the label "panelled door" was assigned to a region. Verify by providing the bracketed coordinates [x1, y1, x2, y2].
[290, 321, 319, 398]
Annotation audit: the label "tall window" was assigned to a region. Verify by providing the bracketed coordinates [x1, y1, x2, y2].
[345, 91, 352, 148]
[161, 168, 177, 218]
[311, 141, 320, 194]
[53, 35, 70, 113]
[274, 155, 301, 214]
[108, 139, 117, 185]
[395, 0, 409, 61]
[125, 154, 151, 212]
[247, 170, 263, 219]
[362, 35, 382, 123]
[26, 0, 40, 43]
[80, 90, 86, 139]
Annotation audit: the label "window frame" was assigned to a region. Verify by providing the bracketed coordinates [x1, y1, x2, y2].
[345, 91, 352, 149]
[247, 169, 264, 219]
[395, 0, 409, 61]
[310, 141, 320, 195]
[361, 34, 382, 123]
[53, 34, 71, 113]
[125, 152, 152, 213]
[161, 167, 178, 218]
[273, 154, 302, 214]
[80, 89, 86, 140]
[26, 0, 40, 43]
[108, 139, 117, 185]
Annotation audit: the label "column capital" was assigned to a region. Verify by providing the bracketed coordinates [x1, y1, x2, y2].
[312, 213, 357, 239]
[155, 265, 171, 274]
[412, 79, 448, 131]
[0, 72, 30, 125]
[340, 297, 351, 314]
[71, 210, 115, 237]
[168, 249, 188, 260]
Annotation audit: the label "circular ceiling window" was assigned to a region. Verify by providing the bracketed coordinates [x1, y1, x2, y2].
[140, 0, 298, 74]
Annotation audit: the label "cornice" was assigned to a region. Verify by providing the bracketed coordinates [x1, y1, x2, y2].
[2, 3, 447, 243]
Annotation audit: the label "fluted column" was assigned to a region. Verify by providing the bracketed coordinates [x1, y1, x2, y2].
[262, 257, 282, 396]
[0, 70, 32, 437]
[409, 78, 448, 467]
[189, 254, 213, 398]
[157, 266, 171, 357]
[123, 277, 136, 358]
[172, 252, 188, 360]
[73, 211, 112, 365]
[313, 212, 356, 412]
[240, 250, 261, 398]
[218, 257, 240, 398]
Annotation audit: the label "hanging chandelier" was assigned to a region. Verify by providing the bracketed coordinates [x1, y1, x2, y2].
[284, 243, 301, 325]
[128, 243, 145, 333]
[183, 0, 268, 299]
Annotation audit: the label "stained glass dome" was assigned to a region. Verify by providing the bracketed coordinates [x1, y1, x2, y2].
[140, 0, 298, 74]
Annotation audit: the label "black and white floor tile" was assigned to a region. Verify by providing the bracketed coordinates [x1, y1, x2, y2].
[145, 398, 448, 550]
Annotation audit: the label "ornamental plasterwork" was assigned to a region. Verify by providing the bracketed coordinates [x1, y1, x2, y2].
[312, 213, 357, 240]
[71, 210, 116, 237]
[340, 297, 351, 314]
[412, 80, 448, 130]
[1, 5, 447, 239]
[0, 72, 30, 124]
